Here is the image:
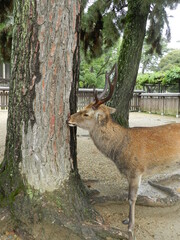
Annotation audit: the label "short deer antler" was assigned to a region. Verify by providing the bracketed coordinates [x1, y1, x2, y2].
[92, 63, 118, 110]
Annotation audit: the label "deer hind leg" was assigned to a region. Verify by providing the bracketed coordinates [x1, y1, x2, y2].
[148, 173, 180, 203]
[127, 175, 142, 240]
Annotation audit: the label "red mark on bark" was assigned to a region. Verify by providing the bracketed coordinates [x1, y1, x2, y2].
[42, 79, 45, 89]
[50, 43, 56, 57]
[49, 12, 53, 22]
[48, 59, 53, 68]
[51, 115, 55, 126]
[50, 115, 55, 137]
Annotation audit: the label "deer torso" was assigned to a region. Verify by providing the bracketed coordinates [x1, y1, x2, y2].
[89, 119, 180, 178]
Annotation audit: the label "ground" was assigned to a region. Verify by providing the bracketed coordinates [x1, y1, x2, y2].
[0, 110, 180, 239]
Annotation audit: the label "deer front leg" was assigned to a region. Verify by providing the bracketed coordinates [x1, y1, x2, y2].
[127, 175, 142, 240]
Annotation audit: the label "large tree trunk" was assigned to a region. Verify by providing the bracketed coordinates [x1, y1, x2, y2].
[111, 0, 150, 127]
[0, 1, 127, 239]
[1, 0, 80, 194]
[0, 0, 84, 236]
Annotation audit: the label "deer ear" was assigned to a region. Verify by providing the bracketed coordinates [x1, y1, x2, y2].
[107, 106, 116, 114]
[95, 110, 106, 124]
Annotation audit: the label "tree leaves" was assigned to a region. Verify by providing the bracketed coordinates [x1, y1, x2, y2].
[0, 0, 13, 62]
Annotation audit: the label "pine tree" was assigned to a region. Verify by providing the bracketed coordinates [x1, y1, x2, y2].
[82, 0, 180, 126]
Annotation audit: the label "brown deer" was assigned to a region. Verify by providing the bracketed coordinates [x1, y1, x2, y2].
[68, 64, 180, 240]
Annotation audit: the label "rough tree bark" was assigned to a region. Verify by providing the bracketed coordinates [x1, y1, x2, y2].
[111, 0, 150, 127]
[0, 0, 85, 238]
[0, 1, 128, 239]
[0, 0, 80, 194]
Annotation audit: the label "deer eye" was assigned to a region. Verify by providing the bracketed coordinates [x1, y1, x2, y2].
[83, 113, 89, 117]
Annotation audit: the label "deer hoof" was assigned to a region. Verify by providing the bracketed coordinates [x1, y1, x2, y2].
[122, 218, 129, 225]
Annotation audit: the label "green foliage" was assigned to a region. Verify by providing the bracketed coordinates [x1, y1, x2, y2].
[0, 0, 13, 62]
[145, 0, 180, 55]
[81, 0, 125, 58]
[0, 0, 13, 22]
[79, 40, 120, 88]
[0, 17, 13, 62]
[136, 67, 180, 90]
[163, 66, 180, 84]
[158, 49, 180, 71]
[140, 37, 169, 73]
[136, 72, 165, 88]
[81, 0, 180, 59]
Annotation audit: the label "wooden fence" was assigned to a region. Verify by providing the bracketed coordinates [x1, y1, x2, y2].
[0, 87, 9, 109]
[140, 93, 180, 117]
[1, 87, 180, 117]
[77, 88, 143, 112]
[77, 89, 180, 117]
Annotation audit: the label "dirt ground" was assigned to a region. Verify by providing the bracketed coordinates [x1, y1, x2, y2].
[0, 111, 180, 239]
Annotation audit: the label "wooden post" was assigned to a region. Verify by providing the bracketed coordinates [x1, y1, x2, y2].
[161, 96, 164, 116]
[176, 95, 180, 118]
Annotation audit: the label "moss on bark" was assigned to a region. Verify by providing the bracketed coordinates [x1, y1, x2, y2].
[10, 174, 127, 240]
[110, 0, 150, 127]
[0, 0, 40, 202]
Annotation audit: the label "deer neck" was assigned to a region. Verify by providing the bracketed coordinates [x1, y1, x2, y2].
[89, 118, 127, 158]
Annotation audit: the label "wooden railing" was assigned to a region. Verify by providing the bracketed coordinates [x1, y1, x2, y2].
[1, 87, 180, 117]
[0, 87, 9, 109]
[0, 77, 10, 86]
[77, 89, 180, 117]
[140, 93, 180, 117]
[77, 88, 144, 111]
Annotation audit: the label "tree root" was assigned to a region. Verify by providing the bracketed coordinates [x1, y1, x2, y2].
[8, 175, 128, 240]
[12, 206, 128, 240]
[81, 221, 128, 240]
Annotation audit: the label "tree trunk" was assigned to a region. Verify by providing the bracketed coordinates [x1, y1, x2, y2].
[111, 0, 150, 127]
[0, 1, 128, 239]
[0, 0, 80, 194]
[0, 0, 84, 236]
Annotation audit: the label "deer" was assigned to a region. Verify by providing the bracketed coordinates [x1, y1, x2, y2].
[68, 63, 180, 240]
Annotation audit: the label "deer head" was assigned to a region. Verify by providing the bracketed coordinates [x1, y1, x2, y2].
[68, 64, 118, 131]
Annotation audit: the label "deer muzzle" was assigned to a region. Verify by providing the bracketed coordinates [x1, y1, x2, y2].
[67, 114, 77, 127]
